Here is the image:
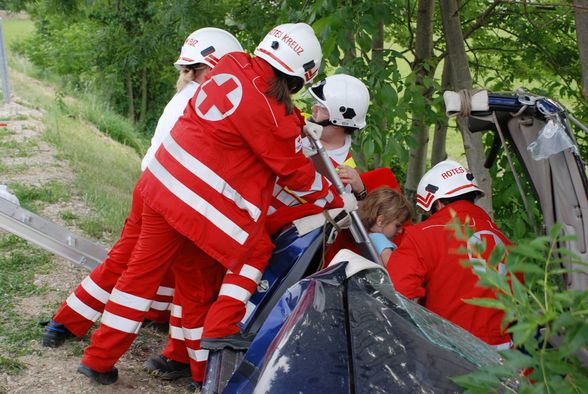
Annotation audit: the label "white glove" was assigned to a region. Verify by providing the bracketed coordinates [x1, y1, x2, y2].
[303, 120, 323, 141]
[341, 193, 358, 213]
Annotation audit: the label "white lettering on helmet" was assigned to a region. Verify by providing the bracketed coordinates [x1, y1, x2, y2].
[441, 166, 465, 179]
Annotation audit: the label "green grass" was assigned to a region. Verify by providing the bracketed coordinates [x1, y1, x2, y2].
[0, 235, 52, 374]
[9, 180, 71, 210]
[1, 17, 34, 51]
[3, 16, 143, 240]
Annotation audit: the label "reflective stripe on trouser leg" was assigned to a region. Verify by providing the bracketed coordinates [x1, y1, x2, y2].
[162, 303, 190, 364]
[202, 237, 273, 339]
[165, 242, 225, 382]
[81, 203, 188, 373]
[145, 268, 175, 323]
[52, 186, 144, 337]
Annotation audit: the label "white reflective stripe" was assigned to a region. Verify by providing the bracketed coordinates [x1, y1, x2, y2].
[170, 304, 182, 318]
[156, 286, 174, 296]
[66, 293, 102, 322]
[239, 265, 263, 283]
[81, 276, 110, 304]
[219, 283, 251, 303]
[240, 301, 256, 324]
[150, 301, 170, 311]
[101, 310, 142, 334]
[275, 189, 299, 206]
[267, 205, 277, 215]
[188, 348, 209, 362]
[313, 197, 328, 208]
[183, 327, 203, 341]
[288, 172, 323, 197]
[170, 325, 185, 340]
[110, 288, 152, 312]
[148, 158, 249, 245]
[325, 190, 334, 203]
[493, 341, 513, 351]
[163, 137, 261, 221]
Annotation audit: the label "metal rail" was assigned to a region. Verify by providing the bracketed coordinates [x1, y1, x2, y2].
[0, 196, 107, 270]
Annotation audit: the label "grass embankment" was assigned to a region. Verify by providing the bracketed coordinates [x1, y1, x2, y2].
[0, 15, 146, 378]
[5, 16, 146, 237]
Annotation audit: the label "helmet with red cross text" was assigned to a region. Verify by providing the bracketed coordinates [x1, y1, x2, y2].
[254, 23, 322, 84]
[416, 160, 484, 212]
[174, 27, 243, 70]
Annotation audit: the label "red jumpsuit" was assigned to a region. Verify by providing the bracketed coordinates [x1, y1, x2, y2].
[80, 52, 341, 378]
[48, 83, 202, 338]
[387, 200, 512, 348]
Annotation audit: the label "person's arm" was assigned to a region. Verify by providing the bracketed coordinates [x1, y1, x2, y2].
[241, 108, 342, 209]
[337, 165, 365, 194]
[386, 232, 428, 301]
[368, 232, 397, 262]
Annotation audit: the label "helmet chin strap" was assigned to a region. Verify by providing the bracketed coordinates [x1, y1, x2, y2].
[309, 117, 332, 128]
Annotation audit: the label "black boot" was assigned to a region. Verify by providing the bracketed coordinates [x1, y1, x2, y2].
[200, 331, 256, 350]
[77, 363, 118, 385]
[42, 320, 75, 348]
[144, 355, 191, 380]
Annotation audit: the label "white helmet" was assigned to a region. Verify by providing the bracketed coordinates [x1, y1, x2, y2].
[254, 23, 322, 83]
[174, 27, 243, 70]
[309, 74, 370, 129]
[416, 160, 484, 212]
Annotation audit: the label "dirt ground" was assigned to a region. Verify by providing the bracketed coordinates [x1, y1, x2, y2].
[0, 90, 191, 393]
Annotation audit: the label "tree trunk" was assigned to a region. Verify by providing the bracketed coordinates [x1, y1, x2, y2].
[139, 68, 148, 125]
[126, 75, 135, 122]
[370, 19, 386, 168]
[574, 0, 588, 101]
[342, 31, 357, 65]
[439, 0, 493, 214]
[404, 0, 435, 204]
[431, 59, 451, 166]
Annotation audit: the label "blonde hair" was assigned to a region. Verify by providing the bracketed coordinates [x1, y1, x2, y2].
[359, 187, 412, 230]
[175, 64, 209, 92]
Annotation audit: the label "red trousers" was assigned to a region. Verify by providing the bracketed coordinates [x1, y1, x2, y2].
[81, 203, 273, 377]
[52, 185, 173, 337]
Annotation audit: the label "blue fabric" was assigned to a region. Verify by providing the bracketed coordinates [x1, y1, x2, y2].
[368, 232, 396, 255]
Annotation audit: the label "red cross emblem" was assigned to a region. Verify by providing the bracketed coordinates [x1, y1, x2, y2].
[468, 230, 506, 274]
[195, 74, 243, 121]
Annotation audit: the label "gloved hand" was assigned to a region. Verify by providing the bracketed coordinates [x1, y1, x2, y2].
[303, 120, 323, 141]
[341, 192, 358, 213]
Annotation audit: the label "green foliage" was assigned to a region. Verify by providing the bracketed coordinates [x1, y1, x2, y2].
[454, 224, 588, 392]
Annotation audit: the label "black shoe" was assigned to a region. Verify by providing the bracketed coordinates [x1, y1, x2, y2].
[187, 380, 202, 392]
[42, 320, 75, 348]
[77, 363, 118, 385]
[144, 355, 191, 380]
[200, 331, 256, 350]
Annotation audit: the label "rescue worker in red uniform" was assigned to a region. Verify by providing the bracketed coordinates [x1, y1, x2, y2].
[387, 160, 513, 349]
[42, 28, 244, 350]
[266, 74, 400, 235]
[76, 23, 348, 388]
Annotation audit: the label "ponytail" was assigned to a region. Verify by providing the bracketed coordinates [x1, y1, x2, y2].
[266, 68, 304, 115]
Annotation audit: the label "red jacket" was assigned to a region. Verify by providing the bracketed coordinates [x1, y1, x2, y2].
[137, 52, 340, 271]
[387, 200, 511, 346]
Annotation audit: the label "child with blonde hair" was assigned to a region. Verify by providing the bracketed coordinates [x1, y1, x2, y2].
[359, 187, 412, 264]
